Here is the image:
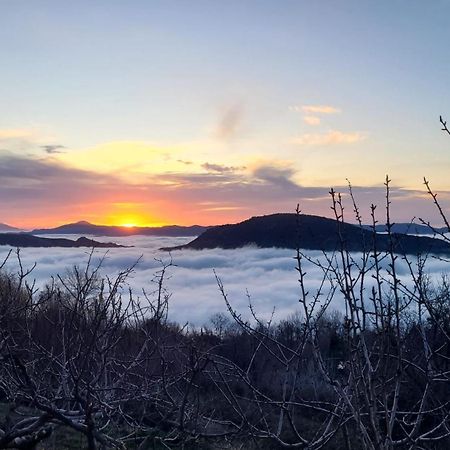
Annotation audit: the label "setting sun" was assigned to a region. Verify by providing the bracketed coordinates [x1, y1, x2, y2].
[99, 206, 168, 229]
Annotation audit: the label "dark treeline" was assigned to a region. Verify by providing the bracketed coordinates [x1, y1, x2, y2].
[1, 180, 450, 449]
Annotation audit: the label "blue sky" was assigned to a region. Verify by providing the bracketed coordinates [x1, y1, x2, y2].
[1, 0, 450, 227]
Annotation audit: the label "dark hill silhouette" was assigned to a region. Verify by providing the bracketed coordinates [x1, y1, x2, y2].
[0, 233, 125, 248]
[0, 223, 21, 232]
[162, 213, 450, 255]
[32, 221, 207, 237]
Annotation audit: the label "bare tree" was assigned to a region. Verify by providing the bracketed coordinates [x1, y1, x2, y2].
[208, 178, 450, 449]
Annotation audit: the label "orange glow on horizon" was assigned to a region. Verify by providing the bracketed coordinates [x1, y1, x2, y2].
[103, 213, 167, 229]
[100, 203, 169, 228]
[105, 216, 168, 228]
[121, 223, 137, 228]
[4, 199, 280, 230]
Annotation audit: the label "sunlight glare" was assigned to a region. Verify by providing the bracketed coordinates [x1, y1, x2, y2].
[121, 223, 137, 228]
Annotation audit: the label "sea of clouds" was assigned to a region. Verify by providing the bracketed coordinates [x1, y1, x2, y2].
[0, 234, 449, 327]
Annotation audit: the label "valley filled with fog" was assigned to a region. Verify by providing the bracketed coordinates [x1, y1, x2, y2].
[0, 233, 449, 326]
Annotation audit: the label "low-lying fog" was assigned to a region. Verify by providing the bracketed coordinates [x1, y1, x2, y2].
[0, 234, 449, 326]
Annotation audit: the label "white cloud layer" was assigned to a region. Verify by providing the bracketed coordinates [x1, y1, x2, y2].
[0, 235, 448, 327]
[303, 115, 321, 126]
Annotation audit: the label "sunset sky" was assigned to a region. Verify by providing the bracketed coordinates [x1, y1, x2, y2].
[2, 0, 450, 228]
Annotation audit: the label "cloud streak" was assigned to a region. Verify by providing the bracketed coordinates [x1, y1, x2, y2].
[0, 129, 35, 140]
[291, 104, 341, 127]
[252, 164, 301, 191]
[290, 105, 341, 115]
[303, 115, 321, 126]
[41, 144, 66, 154]
[292, 130, 366, 146]
[301, 105, 341, 114]
[202, 162, 244, 173]
[214, 103, 244, 140]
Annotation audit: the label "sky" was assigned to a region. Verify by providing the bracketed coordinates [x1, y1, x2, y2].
[2, 0, 450, 228]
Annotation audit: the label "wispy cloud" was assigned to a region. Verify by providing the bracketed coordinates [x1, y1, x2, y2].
[290, 104, 340, 127]
[292, 130, 366, 146]
[201, 205, 246, 212]
[301, 105, 341, 114]
[202, 162, 244, 174]
[41, 144, 66, 154]
[214, 103, 244, 140]
[0, 128, 39, 152]
[0, 129, 35, 140]
[0, 128, 61, 154]
[252, 164, 300, 191]
[303, 115, 321, 126]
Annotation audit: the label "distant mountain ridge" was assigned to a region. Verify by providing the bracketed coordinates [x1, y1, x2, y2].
[0, 233, 125, 248]
[32, 221, 208, 237]
[162, 214, 450, 256]
[0, 223, 21, 233]
[362, 223, 448, 235]
[29, 219, 446, 238]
